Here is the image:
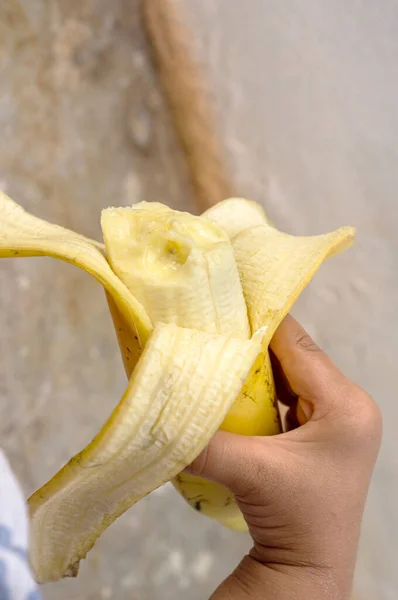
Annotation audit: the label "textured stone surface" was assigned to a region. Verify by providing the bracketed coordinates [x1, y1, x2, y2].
[0, 1, 247, 599]
[1, 1, 398, 599]
[187, 2, 398, 599]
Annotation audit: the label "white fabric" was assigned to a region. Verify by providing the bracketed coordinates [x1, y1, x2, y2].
[0, 451, 41, 600]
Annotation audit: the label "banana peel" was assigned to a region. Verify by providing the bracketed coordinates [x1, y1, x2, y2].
[0, 192, 355, 582]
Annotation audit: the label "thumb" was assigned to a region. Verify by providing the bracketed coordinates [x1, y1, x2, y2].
[186, 430, 264, 497]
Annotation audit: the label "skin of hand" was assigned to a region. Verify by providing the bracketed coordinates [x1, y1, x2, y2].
[187, 316, 382, 600]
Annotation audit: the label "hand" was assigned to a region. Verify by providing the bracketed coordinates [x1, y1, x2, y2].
[187, 316, 382, 599]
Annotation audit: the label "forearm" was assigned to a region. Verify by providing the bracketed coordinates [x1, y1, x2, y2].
[211, 556, 351, 600]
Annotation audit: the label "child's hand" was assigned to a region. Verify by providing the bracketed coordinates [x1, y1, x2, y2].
[188, 316, 382, 599]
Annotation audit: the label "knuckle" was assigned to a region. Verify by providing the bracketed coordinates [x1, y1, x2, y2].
[342, 386, 382, 448]
[294, 331, 320, 354]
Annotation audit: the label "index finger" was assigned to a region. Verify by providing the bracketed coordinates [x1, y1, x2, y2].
[270, 315, 349, 419]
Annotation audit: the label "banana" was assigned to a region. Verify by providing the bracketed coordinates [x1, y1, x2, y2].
[0, 191, 355, 582]
[101, 200, 280, 529]
[173, 198, 355, 527]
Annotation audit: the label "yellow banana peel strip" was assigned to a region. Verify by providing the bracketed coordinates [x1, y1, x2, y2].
[0, 192, 355, 582]
[0, 192, 152, 351]
[232, 224, 355, 344]
[205, 196, 355, 344]
[29, 323, 263, 582]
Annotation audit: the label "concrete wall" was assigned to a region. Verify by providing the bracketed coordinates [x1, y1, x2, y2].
[187, 2, 398, 599]
[1, 1, 397, 599]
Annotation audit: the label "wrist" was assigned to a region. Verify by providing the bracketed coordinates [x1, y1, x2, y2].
[211, 555, 352, 600]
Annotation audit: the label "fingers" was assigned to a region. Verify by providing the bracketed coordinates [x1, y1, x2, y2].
[271, 316, 382, 453]
[188, 316, 381, 497]
[270, 315, 349, 419]
[270, 350, 298, 407]
[186, 431, 264, 498]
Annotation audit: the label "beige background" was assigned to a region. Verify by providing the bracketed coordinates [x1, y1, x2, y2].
[0, 1, 397, 599]
[187, 2, 398, 598]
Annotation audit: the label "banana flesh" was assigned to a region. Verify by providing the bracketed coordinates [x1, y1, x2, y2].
[204, 197, 270, 238]
[101, 202, 250, 340]
[0, 191, 355, 582]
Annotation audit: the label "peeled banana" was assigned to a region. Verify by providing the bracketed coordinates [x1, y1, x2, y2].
[0, 192, 355, 582]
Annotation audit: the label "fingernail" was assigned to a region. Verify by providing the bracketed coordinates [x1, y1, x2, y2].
[298, 399, 313, 422]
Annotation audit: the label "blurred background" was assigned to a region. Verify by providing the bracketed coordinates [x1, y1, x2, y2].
[0, 1, 397, 599]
